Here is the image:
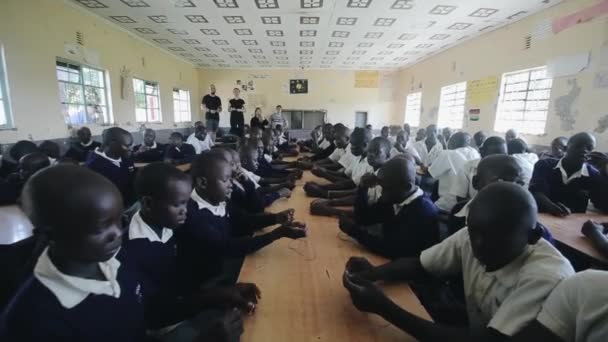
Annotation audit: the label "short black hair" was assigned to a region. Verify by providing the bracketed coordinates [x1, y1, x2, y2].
[507, 138, 528, 155]
[39, 140, 61, 159]
[10, 141, 38, 161]
[370, 136, 392, 153]
[191, 150, 227, 179]
[135, 162, 191, 200]
[103, 127, 131, 145]
[170, 132, 184, 140]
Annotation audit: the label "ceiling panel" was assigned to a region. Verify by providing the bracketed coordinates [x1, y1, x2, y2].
[70, 0, 562, 70]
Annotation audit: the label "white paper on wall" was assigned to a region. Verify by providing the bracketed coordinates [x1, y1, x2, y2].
[547, 52, 591, 78]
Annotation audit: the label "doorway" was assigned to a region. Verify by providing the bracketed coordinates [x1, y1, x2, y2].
[355, 111, 368, 128]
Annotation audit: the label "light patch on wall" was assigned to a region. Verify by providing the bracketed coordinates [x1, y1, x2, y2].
[554, 78, 581, 131]
[427, 106, 438, 120]
[595, 114, 608, 133]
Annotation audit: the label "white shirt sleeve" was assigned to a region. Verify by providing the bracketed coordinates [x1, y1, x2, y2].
[450, 162, 475, 199]
[419, 228, 465, 277]
[328, 148, 344, 162]
[428, 151, 452, 179]
[186, 135, 201, 154]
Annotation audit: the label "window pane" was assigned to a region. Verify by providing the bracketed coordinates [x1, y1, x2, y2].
[135, 93, 146, 108]
[0, 101, 5, 126]
[146, 95, 159, 109]
[145, 83, 157, 95]
[136, 108, 147, 122]
[149, 108, 160, 122]
[84, 86, 104, 105]
[59, 83, 84, 104]
[133, 79, 144, 93]
[63, 104, 87, 125]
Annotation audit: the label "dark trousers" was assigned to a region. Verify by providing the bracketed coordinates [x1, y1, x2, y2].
[205, 112, 219, 132]
[230, 111, 244, 137]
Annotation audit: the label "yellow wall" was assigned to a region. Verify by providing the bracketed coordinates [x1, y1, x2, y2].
[395, 0, 608, 149]
[0, 0, 200, 144]
[198, 69, 399, 128]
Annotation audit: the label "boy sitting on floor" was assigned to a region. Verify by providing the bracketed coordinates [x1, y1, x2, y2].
[0, 152, 51, 205]
[308, 124, 350, 171]
[390, 129, 421, 165]
[164, 132, 196, 165]
[64, 126, 101, 162]
[132, 128, 165, 163]
[273, 125, 298, 157]
[508, 138, 538, 186]
[339, 155, 440, 259]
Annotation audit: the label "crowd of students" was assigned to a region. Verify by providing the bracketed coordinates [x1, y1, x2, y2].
[0, 119, 607, 341]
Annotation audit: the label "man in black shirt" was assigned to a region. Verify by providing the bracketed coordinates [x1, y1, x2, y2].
[228, 87, 246, 137]
[201, 84, 222, 133]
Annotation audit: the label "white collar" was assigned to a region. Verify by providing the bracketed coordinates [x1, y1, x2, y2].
[146, 142, 158, 149]
[34, 247, 121, 309]
[554, 158, 589, 184]
[191, 189, 226, 217]
[393, 187, 424, 214]
[128, 211, 173, 243]
[94, 148, 122, 167]
[454, 200, 472, 218]
[80, 140, 93, 147]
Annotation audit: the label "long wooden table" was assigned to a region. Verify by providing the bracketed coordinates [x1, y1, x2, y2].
[238, 171, 431, 341]
[539, 212, 608, 264]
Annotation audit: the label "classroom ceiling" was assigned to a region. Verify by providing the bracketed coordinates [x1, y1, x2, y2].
[69, 0, 561, 70]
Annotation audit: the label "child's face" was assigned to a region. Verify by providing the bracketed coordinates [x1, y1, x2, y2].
[396, 132, 407, 145]
[230, 151, 241, 174]
[415, 129, 426, 141]
[334, 132, 350, 149]
[109, 133, 133, 159]
[567, 135, 595, 164]
[241, 149, 259, 172]
[381, 127, 389, 138]
[78, 128, 92, 144]
[147, 179, 192, 228]
[143, 130, 156, 146]
[551, 138, 567, 158]
[196, 128, 207, 141]
[367, 143, 389, 170]
[350, 135, 369, 157]
[171, 136, 183, 147]
[198, 161, 233, 204]
[256, 141, 265, 158]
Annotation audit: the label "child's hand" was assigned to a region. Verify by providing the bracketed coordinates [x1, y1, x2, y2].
[547, 201, 571, 217]
[197, 309, 244, 342]
[234, 170, 248, 183]
[345, 257, 374, 276]
[343, 272, 388, 315]
[277, 188, 292, 198]
[582, 220, 606, 238]
[276, 208, 295, 225]
[359, 173, 379, 189]
[278, 222, 307, 239]
[234, 283, 262, 309]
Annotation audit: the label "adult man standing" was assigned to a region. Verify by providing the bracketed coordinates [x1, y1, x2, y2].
[269, 105, 288, 129]
[201, 84, 222, 133]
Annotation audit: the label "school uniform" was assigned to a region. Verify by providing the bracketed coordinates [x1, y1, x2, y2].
[132, 142, 166, 163]
[177, 190, 281, 292]
[529, 158, 608, 213]
[338, 148, 356, 172]
[328, 146, 347, 163]
[413, 139, 443, 166]
[449, 158, 479, 201]
[64, 140, 102, 162]
[310, 141, 336, 162]
[186, 134, 214, 155]
[351, 187, 440, 259]
[164, 143, 196, 165]
[536, 270, 608, 342]
[256, 154, 290, 178]
[230, 177, 266, 214]
[513, 152, 538, 186]
[0, 173, 24, 205]
[0, 248, 147, 342]
[420, 228, 574, 336]
[85, 148, 136, 207]
[350, 156, 374, 186]
[366, 169, 383, 205]
[429, 147, 480, 212]
[390, 142, 421, 161]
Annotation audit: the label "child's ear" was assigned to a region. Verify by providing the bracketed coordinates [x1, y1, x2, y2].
[140, 196, 153, 212]
[472, 175, 480, 190]
[195, 176, 207, 190]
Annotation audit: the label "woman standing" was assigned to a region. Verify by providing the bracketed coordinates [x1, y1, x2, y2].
[228, 87, 245, 137]
[250, 107, 269, 130]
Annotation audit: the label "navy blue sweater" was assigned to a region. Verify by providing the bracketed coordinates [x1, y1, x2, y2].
[352, 187, 440, 259]
[164, 143, 196, 165]
[0, 174, 24, 205]
[257, 156, 291, 178]
[310, 142, 336, 162]
[0, 259, 148, 342]
[64, 141, 102, 162]
[132, 144, 166, 163]
[85, 153, 136, 207]
[176, 199, 281, 293]
[529, 158, 608, 213]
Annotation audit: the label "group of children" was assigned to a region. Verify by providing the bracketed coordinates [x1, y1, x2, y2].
[1, 119, 608, 341]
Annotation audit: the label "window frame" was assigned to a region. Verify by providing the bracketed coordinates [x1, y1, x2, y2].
[56, 58, 113, 126]
[0, 45, 13, 130]
[172, 88, 191, 123]
[437, 81, 467, 129]
[404, 91, 422, 127]
[133, 78, 162, 123]
[494, 66, 553, 135]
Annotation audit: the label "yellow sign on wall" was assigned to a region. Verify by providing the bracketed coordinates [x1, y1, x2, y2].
[355, 71, 379, 88]
[466, 76, 499, 107]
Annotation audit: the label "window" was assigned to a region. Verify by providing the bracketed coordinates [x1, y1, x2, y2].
[437, 82, 467, 129]
[0, 46, 12, 129]
[133, 78, 161, 123]
[173, 88, 191, 122]
[494, 66, 553, 135]
[404, 92, 422, 127]
[56, 60, 112, 126]
[281, 110, 325, 129]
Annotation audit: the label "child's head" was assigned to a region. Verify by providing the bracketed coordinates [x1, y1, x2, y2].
[472, 155, 525, 191]
[425, 124, 438, 142]
[479, 136, 507, 158]
[170, 132, 184, 147]
[415, 128, 426, 141]
[22, 165, 125, 262]
[275, 124, 284, 135]
[255, 107, 262, 117]
[195, 125, 208, 141]
[442, 127, 453, 141]
[367, 137, 392, 170]
[403, 124, 411, 135]
[377, 155, 416, 204]
[227, 148, 241, 174]
[389, 125, 400, 137]
[321, 123, 334, 140]
[276, 105, 282, 113]
[143, 128, 156, 147]
[261, 128, 274, 151]
[380, 126, 389, 138]
[473, 131, 487, 148]
[194, 121, 203, 128]
[191, 151, 233, 204]
[333, 124, 350, 149]
[551, 136, 568, 158]
[77, 127, 93, 144]
[467, 182, 537, 272]
[19, 152, 51, 180]
[103, 127, 133, 159]
[565, 132, 595, 165]
[39, 140, 60, 159]
[350, 127, 372, 157]
[251, 137, 265, 158]
[136, 163, 192, 229]
[396, 130, 409, 146]
[507, 138, 528, 155]
[239, 144, 259, 172]
[250, 126, 263, 140]
[447, 132, 470, 150]
[9, 141, 38, 162]
[505, 128, 518, 143]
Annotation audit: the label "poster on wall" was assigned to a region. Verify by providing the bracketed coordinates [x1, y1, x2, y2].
[466, 76, 499, 107]
[354, 71, 379, 88]
[289, 79, 308, 94]
[469, 108, 481, 121]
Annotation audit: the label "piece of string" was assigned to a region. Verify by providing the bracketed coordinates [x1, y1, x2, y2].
[287, 238, 317, 261]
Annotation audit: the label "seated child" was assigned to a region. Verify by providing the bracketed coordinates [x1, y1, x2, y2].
[177, 152, 307, 291]
[298, 125, 323, 153]
[540, 136, 568, 160]
[343, 182, 575, 340]
[187, 125, 214, 154]
[1, 141, 39, 177]
[390, 129, 421, 165]
[414, 128, 426, 142]
[581, 220, 608, 258]
[122, 162, 255, 340]
[310, 136, 390, 217]
[64, 127, 101, 162]
[164, 132, 196, 165]
[530, 132, 608, 215]
[413, 124, 443, 167]
[380, 126, 389, 139]
[38, 140, 60, 165]
[0, 152, 51, 205]
[132, 128, 165, 163]
[85, 127, 137, 207]
[273, 125, 298, 157]
[450, 136, 508, 202]
[428, 132, 480, 212]
[240, 144, 295, 195]
[387, 125, 400, 144]
[254, 135, 302, 179]
[508, 138, 538, 184]
[514, 270, 608, 342]
[473, 131, 487, 150]
[308, 123, 336, 161]
[309, 124, 350, 171]
[339, 155, 440, 259]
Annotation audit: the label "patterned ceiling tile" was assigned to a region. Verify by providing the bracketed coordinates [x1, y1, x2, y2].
[352, 50, 366, 55]
[248, 48, 263, 53]
[71, 0, 564, 69]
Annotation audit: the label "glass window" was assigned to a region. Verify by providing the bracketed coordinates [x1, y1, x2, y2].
[134, 78, 161, 123]
[404, 92, 422, 127]
[173, 88, 191, 122]
[437, 82, 467, 129]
